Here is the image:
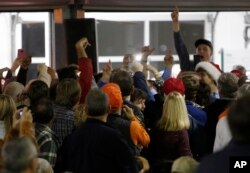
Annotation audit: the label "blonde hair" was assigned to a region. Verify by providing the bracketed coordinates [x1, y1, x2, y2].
[74, 104, 87, 127]
[36, 158, 54, 173]
[171, 156, 199, 173]
[157, 91, 190, 131]
[0, 94, 16, 135]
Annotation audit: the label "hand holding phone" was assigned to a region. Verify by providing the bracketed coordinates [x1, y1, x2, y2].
[17, 49, 27, 59]
[194, 54, 202, 67]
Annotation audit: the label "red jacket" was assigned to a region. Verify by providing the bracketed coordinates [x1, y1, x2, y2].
[78, 58, 93, 103]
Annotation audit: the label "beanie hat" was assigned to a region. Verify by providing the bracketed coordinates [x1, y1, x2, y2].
[195, 39, 213, 52]
[195, 61, 222, 83]
[102, 83, 123, 110]
[163, 78, 185, 96]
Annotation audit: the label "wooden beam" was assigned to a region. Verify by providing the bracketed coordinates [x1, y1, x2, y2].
[54, 8, 63, 24]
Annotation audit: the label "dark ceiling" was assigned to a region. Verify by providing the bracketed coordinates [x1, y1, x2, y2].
[0, 0, 250, 11]
[81, 0, 250, 11]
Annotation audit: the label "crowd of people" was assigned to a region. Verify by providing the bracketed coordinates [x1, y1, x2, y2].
[0, 6, 249, 173]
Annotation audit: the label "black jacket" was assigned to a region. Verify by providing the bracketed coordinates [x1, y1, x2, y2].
[56, 118, 138, 173]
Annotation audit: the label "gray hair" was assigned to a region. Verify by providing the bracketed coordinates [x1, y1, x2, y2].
[218, 72, 239, 98]
[85, 88, 109, 117]
[2, 137, 37, 172]
[237, 83, 250, 98]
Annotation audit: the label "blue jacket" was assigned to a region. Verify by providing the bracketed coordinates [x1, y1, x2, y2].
[186, 101, 207, 126]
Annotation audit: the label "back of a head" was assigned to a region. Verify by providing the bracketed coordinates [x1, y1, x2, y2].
[85, 88, 109, 117]
[180, 73, 200, 101]
[230, 69, 247, 87]
[159, 91, 189, 131]
[74, 104, 87, 127]
[228, 94, 250, 143]
[110, 70, 134, 97]
[57, 65, 78, 81]
[36, 158, 54, 173]
[171, 156, 199, 173]
[102, 83, 123, 112]
[55, 78, 81, 107]
[237, 83, 250, 98]
[32, 97, 54, 124]
[218, 72, 239, 98]
[2, 137, 37, 173]
[195, 81, 211, 107]
[28, 80, 49, 105]
[233, 65, 246, 74]
[130, 88, 147, 102]
[3, 81, 24, 103]
[0, 94, 16, 134]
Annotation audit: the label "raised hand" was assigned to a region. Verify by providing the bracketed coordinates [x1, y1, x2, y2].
[141, 46, 155, 56]
[171, 6, 179, 22]
[75, 37, 91, 58]
[164, 50, 174, 68]
[12, 107, 32, 128]
[20, 107, 33, 123]
[11, 57, 22, 74]
[122, 105, 135, 120]
[141, 46, 155, 64]
[75, 37, 91, 49]
[101, 60, 113, 82]
[171, 6, 180, 32]
[0, 67, 10, 78]
[20, 56, 32, 70]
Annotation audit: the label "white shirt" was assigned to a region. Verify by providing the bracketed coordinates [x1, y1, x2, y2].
[213, 116, 232, 152]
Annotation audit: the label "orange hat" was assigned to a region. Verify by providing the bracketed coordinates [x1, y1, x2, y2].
[102, 83, 123, 110]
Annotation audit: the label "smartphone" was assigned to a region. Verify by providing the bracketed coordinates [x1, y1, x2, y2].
[15, 108, 23, 119]
[17, 49, 27, 59]
[193, 54, 202, 67]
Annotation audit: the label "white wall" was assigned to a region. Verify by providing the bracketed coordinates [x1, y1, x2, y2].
[214, 12, 250, 72]
[0, 13, 12, 68]
[0, 12, 51, 71]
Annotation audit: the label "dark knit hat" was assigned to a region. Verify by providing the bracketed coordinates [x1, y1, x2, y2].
[163, 78, 185, 96]
[195, 39, 213, 52]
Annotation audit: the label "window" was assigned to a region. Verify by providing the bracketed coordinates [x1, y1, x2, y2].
[0, 12, 51, 69]
[86, 12, 207, 75]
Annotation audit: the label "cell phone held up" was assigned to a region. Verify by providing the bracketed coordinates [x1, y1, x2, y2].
[17, 49, 27, 59]
[193, 54, 202, 67]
